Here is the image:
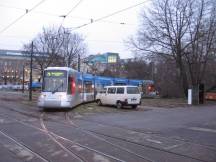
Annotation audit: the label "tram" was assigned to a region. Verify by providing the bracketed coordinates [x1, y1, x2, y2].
[38, 67, 156, 109]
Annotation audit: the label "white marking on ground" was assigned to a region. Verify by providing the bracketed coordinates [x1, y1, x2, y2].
[128, 130, 137, 135]
[0, 119, 4, 123]
[63, 153, 69, 157]
[146, 138, 162, 144]
[51, 150, 63, 156]
[71, 144, 85, 151]
[188, 127, 216, 133]
[164, 143, 184, 150]
[74, 114, 83, 118]
[93, 154, 111, 162]
[4, 144, 34, 161]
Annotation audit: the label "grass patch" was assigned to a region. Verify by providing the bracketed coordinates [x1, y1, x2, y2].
[141, 98, 188, 108]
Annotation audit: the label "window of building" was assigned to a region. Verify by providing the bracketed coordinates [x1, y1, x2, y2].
[108, 55, 117, 63]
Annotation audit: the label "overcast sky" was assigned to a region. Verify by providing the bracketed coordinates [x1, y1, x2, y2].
[0, 0, 149, 58]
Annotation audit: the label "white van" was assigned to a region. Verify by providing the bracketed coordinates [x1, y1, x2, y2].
[96, 85, 141, 109]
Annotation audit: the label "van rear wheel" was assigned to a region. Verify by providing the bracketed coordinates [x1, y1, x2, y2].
[132, 105, 137, 109]
[116, 102, 122, 109]
[97, 100, 102, 106]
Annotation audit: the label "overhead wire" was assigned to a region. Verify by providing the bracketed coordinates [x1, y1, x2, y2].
[0, 2, 137, 27]
[59, 0, 83, 27]
[71, 0, 149, 31]
[0, 0, 146, 47]
[0, 0, 46, 34]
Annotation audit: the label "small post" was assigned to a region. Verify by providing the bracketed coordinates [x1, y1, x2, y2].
[29, 41, 33, 101]
[22, 65, 25, 93]
[188, 89, 192, 105]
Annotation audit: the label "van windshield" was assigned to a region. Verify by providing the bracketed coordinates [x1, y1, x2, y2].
[127, 87, 140, 94]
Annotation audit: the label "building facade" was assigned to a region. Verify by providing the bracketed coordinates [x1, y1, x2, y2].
[82, 52, 120, 73]
[0, 49, 39, 85]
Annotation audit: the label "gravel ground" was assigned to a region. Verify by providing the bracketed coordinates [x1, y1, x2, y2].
[1, 90, 215, 116]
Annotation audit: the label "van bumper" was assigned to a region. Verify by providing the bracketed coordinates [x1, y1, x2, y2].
[122, 100, 141, 106]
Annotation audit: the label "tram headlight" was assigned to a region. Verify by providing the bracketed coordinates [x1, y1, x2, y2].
[39, 94, 46, 99]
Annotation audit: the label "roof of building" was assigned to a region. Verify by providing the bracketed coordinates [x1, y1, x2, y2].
[85, 52, 120, 65]
[0, 49, 27, 58]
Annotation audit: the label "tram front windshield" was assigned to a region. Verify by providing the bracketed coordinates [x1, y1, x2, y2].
[42, 70, 67, 93]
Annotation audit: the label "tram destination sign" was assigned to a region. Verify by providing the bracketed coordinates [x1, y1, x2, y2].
[45, 70, 66, 77]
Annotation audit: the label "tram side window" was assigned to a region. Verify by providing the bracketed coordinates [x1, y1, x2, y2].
[84, 81, 93, 93]
[68, 77, 72, 94]
[78, 79, 83, 93]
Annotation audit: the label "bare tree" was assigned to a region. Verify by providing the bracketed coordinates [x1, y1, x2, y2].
[123, 58, 152, 80]
[23, 26, 64, 77]
[130, 0, 216, 96]
[61, 28, 87, 68]
[23, 26, 87, 77]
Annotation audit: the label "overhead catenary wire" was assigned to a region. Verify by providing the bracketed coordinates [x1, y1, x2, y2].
[71, 0, 150, 31]
[59, 0, 83, 27]
[0, 0, 145, 48]
[0, 1, 137, 29]
[0, 0, 46, 34]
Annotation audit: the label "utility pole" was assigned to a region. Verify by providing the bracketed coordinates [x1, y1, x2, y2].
[29, 41, 33, 101]
[22, 65, 25, 93]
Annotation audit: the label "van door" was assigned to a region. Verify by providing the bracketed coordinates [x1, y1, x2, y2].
[106, 87, 116, 105]
[126, 87, 141, 104]
[116, 87, 125, 102]
[99, 88, 107, 104]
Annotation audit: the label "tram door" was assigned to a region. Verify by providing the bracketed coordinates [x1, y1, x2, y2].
[83, 81, 94, 101]
[78, 79, 83, 101]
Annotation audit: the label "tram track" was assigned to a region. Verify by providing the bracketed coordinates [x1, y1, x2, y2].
[74, 116, 216, 151]
[0, 103, 214, 162]
[39, 113, 87, 162]
[64, 112, 211, 162]
[64, 112, 155, 162]
[0, 111, 86, 162]
[0, 105, 178, 162]
[2, 100, 215, 153]
[0, 110, 127, 162]
[0, 129, 50, 162]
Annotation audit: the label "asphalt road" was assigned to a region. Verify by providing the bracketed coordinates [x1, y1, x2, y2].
[0, 91, 216, 162]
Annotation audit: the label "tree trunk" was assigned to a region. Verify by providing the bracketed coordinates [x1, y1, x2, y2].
[176, 55, 189, 97]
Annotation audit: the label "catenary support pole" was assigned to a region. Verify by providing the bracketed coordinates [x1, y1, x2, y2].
[29, 41, 33, 101]
[22, 65, 25, 93]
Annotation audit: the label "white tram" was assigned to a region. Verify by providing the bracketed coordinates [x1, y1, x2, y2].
[38, 67, 94, 109]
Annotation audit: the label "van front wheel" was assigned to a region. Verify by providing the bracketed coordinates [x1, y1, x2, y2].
[132, 105, 137, 109]
[97, 100, 102, 106]
[116, 102, 122, 109]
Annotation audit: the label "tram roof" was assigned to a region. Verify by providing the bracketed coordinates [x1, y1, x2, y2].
[45, 67, 77, 71]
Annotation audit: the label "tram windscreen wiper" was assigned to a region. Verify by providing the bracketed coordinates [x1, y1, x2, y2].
[52, 82, 64, 94]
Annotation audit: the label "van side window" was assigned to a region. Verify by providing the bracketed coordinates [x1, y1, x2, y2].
[108, 88, 116, 94]
[127, 87, 140, 94]
[117, 87, 124, 94]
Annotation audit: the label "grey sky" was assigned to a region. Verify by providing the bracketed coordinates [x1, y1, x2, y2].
[0, 0, 149, 58]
